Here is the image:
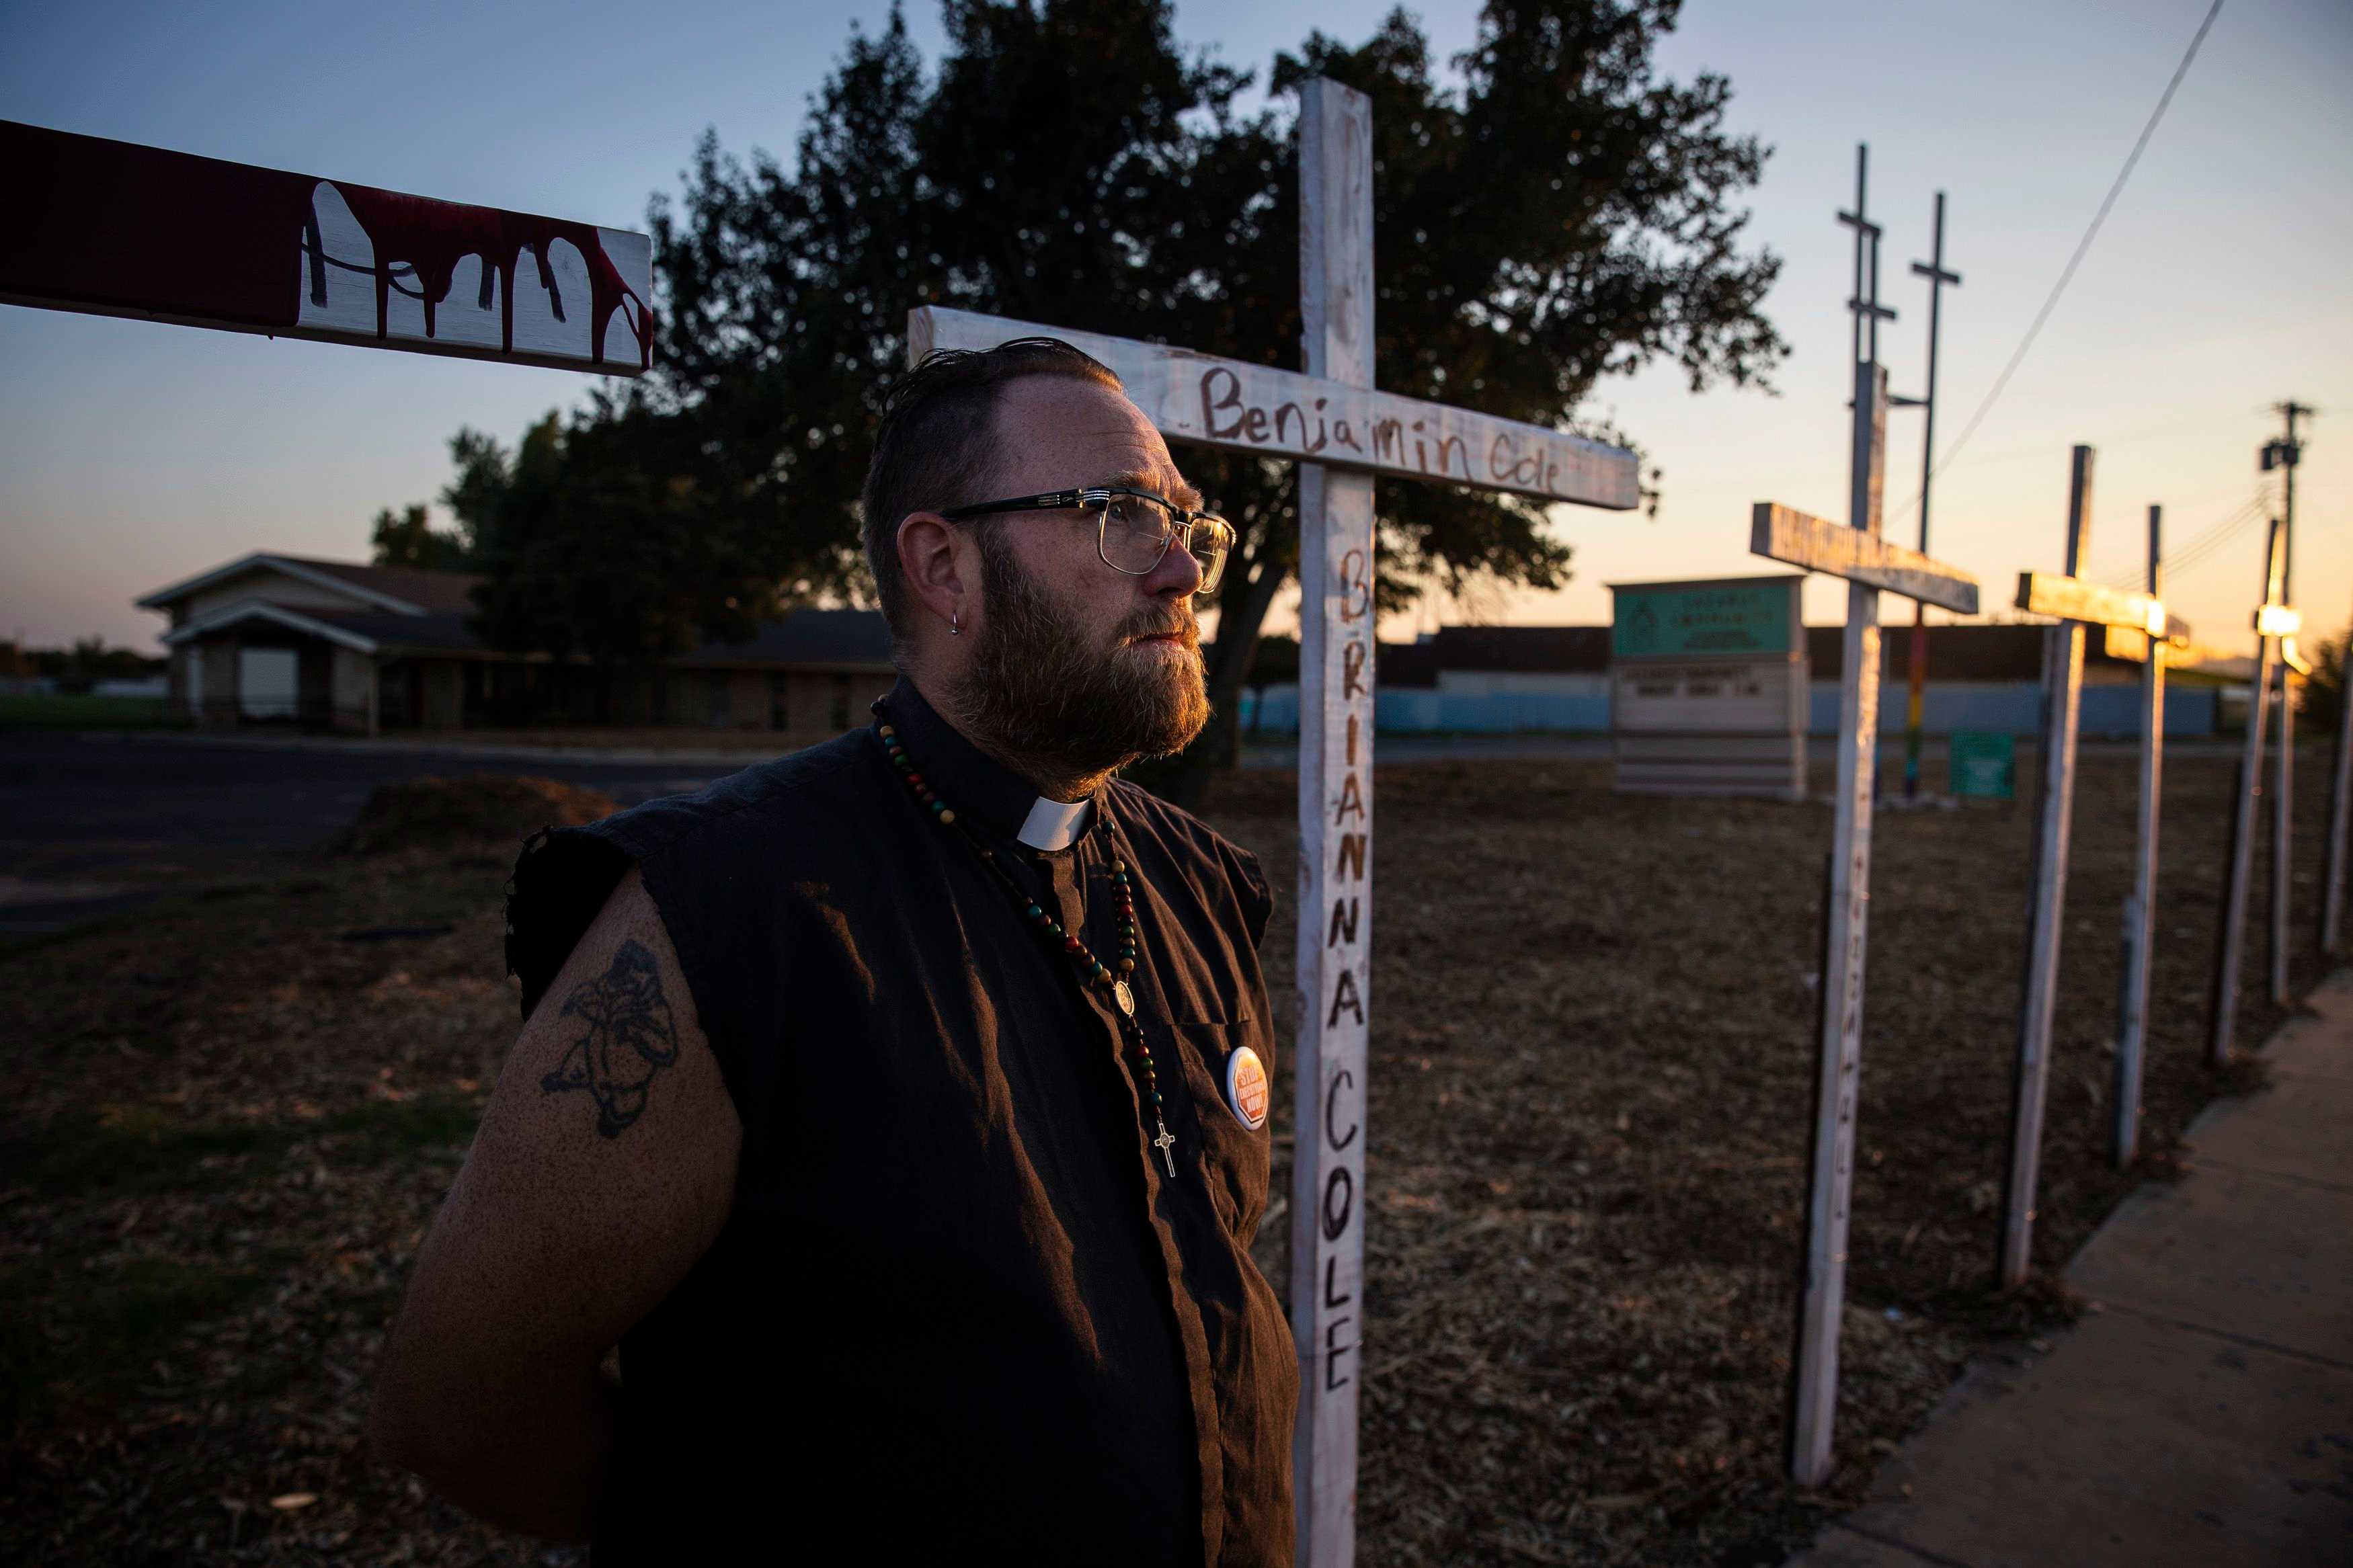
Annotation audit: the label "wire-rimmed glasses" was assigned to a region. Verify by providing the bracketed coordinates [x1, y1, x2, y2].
[939, 486, 1236, 595]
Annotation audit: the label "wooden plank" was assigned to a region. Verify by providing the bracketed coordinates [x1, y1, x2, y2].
[2325, 608, 2353, 951]
[2014, 571, 2167, 634]
[1999, 444, 2096, 1290]
[1751, 502, 1981, 613]
[2112, 505, 2166, 1168]
[2211, 520, 2284, 1065]
[912, 303, 1638, 511]
[1, 120, 651, 375]
[2102, 616, 2193, 661]
[1287, 77, 1374, 1568]
[2254, 604, 2302, 638]
[2272, 661, 2297, 1007]
[1789, 359, 1888, 1488]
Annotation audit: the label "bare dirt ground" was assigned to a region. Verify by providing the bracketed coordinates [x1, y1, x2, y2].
[0, 749, 2328, 1565]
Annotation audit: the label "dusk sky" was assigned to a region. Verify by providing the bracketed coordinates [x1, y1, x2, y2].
[3, 0, 2347, 657]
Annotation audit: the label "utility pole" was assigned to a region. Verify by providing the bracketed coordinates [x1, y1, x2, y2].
[1898, 195, 1961, 799]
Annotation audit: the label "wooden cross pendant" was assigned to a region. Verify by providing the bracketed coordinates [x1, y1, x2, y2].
[1152, 1121, 1177, 1177]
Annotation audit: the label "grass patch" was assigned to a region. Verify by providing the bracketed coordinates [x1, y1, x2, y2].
[313, 1090, 485, 1162]
[0, 1255, 268, 1427]
[1, 1104, 286, 1199]
[1, 1093, 485, 1201]
[0, 694, 178, 731]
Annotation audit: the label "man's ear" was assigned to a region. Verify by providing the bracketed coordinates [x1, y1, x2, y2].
[895, 511, 969, 631]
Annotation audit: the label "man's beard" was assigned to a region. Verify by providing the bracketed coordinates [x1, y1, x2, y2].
[953, 530, 1211, 782]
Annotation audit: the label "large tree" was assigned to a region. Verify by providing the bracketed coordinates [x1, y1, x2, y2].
[368, 501, 475, 572]
[460, 0, 1786, 801]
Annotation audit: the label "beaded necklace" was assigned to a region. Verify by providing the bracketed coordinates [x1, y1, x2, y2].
[876, 710, 1180, 1178]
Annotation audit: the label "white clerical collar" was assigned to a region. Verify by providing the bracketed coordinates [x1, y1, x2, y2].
[1018, 795, 1092, 852]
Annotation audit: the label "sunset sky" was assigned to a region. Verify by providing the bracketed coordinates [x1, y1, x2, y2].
[3, 0, 2346, 656]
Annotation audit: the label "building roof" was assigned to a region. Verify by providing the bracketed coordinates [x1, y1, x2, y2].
[684, 608, 895, 668]
[135, 551, 483, 616]
[306, 609, 486, 653]
[1427, 625, 1616, 674]
[1809, 622, 2135, 680]
[285, 558, 484, 614]
[1384, 620, 2136, 681]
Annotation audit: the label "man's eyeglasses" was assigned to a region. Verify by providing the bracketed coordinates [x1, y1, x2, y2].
[939, 486, 1236, 595]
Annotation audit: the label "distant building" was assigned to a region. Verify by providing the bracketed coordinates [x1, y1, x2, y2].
[1240, 622, 2222, 738]
[136, 552, 893, 736]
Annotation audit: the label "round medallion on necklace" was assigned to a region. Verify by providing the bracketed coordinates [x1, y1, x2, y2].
[1113, 979, 1136, 1016]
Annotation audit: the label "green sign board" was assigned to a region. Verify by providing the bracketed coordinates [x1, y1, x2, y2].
[1611, 579, 1797, 659]
[1950, 731, 2016, 800]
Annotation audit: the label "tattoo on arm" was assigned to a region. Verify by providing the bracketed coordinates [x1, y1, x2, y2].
[541, 938, 680, 1137]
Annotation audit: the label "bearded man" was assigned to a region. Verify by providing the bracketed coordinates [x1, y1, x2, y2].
[368, 339, 1298, 1565]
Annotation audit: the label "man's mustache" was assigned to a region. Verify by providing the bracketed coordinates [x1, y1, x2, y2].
[1119, 610, 1200, 648]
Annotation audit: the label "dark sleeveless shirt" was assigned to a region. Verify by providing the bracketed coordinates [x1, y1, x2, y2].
[504, 677, 1296, 1565]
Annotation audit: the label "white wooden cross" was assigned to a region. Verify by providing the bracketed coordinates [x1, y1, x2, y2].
[1745, 149, 1979, 1490]
[2108, 505, 2194, 1168]
[915, 78, 1640, 1567]
[2209, 518, 2297, 1065]
[2269, 631, 2310, 1009]
[1, 120, 653, 376]
[1995, 458, 2202, 1283]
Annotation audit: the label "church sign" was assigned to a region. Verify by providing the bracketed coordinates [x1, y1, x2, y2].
[1609, 575, 1806, 800]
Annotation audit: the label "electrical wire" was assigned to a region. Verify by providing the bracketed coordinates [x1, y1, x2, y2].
[1905, 0, 2228, 507]
[2095, 491, 2266, 589]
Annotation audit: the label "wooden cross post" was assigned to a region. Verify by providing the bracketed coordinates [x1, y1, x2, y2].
[1991, 498, 2189, 1187]
[2270, 642, 2307, 1009]
[914, 77, 1640, 1567]
[1750, 147, 1981, 1490]
[1751, 503, 1978, 1488]
[2112, 505, 2192, 1167]
[1995, 446, 2102, 1290]
[1289, 79, 1376, 1567]
[2209, 520, 2293, 1065]
[1, 121, 653, 375]
[2323, 583, 2353, 953]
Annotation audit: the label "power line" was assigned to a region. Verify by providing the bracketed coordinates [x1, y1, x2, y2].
[2098, 491, 2267, 589]
[1910, 0, 2228, 499]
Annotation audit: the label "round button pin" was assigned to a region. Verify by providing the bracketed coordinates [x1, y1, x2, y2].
[1224, 1045, 1269, 1131]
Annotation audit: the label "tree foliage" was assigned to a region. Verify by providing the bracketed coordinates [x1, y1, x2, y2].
[438, 411, 789, 667]
[367, 502, 475, 572]
[435, 0, 1786, 794]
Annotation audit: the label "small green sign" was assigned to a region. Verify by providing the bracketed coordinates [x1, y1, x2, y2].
[1611, 581, 1795, 659]
[1950, 731, 2016, 800]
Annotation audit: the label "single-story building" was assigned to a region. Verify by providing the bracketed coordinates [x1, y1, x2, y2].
[1241, 622, 2232, 737]
[136, 552, 895, 736]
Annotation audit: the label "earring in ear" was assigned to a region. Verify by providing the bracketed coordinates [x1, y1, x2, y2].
[950, 610, 963, 636]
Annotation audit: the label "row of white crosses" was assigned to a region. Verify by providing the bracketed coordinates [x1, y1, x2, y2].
[925, 80, 1642, 1567]
[1750, 149, 2233, 1483]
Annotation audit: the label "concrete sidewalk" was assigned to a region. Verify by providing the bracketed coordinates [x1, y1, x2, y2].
[1795, 975, 2353, 1568]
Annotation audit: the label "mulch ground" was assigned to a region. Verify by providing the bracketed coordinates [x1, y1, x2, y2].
[0, 747, 2331, 1565]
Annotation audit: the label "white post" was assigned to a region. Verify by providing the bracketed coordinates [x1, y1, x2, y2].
[1788, 357, 1887, 1488]
[2211, 519, 2284, 1065]
[2325, 629, 2353, 952]
[2112, 504, 2165, 1167]
[1998, 444, 2093, 1291]
[2271, 661, 2297, 1007]
[1288, 76, 1375, 1568]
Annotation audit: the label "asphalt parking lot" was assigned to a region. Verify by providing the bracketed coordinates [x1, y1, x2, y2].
[0, 732, 733, 934]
